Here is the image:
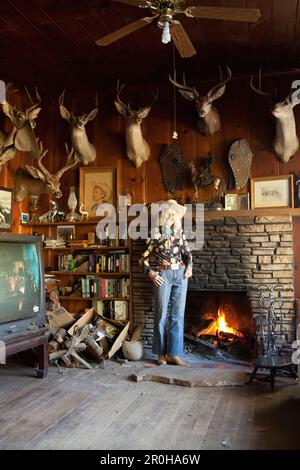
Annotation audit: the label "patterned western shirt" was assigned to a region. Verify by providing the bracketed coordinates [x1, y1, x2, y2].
[139, 226, 193, 275]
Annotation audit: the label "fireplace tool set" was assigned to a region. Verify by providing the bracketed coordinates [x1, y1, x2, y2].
[257, 284, 286, 357]
[246, 284, 298, 391]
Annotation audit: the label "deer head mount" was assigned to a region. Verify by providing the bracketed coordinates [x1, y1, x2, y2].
[250, 69, 300, 163]
[59, 91, 98, 165]
[169, 65, 232, 136]
[14, 142, 78, 202]
[0, 84, 42, 169]
[114, 81, 158, 168]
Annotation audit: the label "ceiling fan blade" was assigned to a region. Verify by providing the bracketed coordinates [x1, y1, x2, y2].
[171, 21, 196, 59]
[115, 0, 149, 7]
[95, 16, 155, 46]
[185, 6, 261, 23]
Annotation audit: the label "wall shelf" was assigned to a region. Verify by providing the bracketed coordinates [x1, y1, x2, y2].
[49, 271, 129, 276]
[58, 296, 129, 301]
[202, 208, 300, 219]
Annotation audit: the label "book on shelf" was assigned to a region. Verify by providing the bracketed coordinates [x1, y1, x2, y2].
[57, 277, 129, 299]
[93, 299, 128, 321]
[56, 251, 129, 274]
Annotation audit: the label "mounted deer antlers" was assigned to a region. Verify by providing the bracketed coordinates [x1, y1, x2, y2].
[0, 83, 42, 170]
[250, 69, 300, 163]
[114, 80, 158, 168]
[169, 65, 232, 136]
[59, 91, 98, 165]
[13, 142, 78, 202]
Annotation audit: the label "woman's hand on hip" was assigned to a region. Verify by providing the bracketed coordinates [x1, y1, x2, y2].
[184, 266, 193, 279]
[148, 270, 164, 287]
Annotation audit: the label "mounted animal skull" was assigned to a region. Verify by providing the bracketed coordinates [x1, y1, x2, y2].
[114, 81, 158, 168]
[169, 66, 232, 136]
[250, 69, 300, 163]
[14, 142, 78, 202]
[59, 91, 98, 165]
[0, 84, 42, 169]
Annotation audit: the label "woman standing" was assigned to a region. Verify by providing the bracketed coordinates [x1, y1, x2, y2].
[139, 200, 193, 366]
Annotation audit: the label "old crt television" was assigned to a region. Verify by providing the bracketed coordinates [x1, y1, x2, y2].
[0, 233, 45, 340]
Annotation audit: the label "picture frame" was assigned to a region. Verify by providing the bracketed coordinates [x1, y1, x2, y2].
[0, 187, 12, 230]
[225, 194, 239, 211]
[250, 175, 294, 209]
[79, 166, 119, 217]
[57, 225, 75, 242]
[225, 193, 250, 211]
[20, 212, 30, 224]
[239, 193, 250, 210]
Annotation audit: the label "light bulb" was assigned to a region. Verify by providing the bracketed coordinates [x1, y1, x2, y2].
[162, 21, 171, 44]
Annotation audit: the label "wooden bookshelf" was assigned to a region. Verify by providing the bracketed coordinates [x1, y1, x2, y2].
[26, 221, 133, 323]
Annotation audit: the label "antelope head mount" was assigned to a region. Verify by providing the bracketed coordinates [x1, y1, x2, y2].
[14, 142, 78, 203]
[59, 91, 98, 166]
[114, 81, 158, 168]
[0, 84, 42, 169]
[250, 69, 300, 163]
[169, 65, 232, 137]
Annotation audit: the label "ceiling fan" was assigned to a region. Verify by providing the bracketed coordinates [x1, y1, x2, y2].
[95, 1, 261, 58]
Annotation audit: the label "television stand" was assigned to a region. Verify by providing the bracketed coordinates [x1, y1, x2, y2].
[4, 330, 48, 378]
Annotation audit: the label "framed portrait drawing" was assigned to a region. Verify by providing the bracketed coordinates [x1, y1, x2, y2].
[0, 187, 12, 230]
[251, 175, 294, 209]
[80, 166, 119, 217]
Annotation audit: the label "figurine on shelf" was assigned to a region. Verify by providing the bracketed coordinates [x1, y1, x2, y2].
[28, 194, 40, 223]
[39, 200, 65, 223]
[79, 202, 89, 221]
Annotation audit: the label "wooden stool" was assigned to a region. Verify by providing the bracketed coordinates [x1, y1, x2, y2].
[246, 356, 297, 391]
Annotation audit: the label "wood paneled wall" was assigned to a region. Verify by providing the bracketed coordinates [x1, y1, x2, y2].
[1, 72, 300, 233]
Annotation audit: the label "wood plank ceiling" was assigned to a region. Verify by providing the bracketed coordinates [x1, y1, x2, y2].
[0, 0, 300, 92]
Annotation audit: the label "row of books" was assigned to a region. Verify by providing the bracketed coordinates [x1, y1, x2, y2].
[57, 251, 129, 273]
[62, 276, 130, 298]
[93, 299, 128, 321]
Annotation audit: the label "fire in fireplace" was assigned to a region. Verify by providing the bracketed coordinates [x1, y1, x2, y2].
[185, 291, 256, 360]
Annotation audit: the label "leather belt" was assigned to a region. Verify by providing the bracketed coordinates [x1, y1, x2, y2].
[156, 261, 185, 271]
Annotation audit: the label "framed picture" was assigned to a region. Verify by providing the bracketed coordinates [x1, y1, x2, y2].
[225, 193, 250, 211]
[239, 193, 250, 210]
[251, 175, 294, 209]
[0, 187, 12, 230]
[20, 212, 30, 224]
[80, 166, 119, 217]
[57, 225, 75, 242]
[225, 194, 239, 211]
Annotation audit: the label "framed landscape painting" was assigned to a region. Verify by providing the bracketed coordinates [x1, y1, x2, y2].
[0, 188, 12, 230]
[251, 175, 294, 209]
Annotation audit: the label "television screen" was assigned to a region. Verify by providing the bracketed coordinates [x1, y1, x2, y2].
[0, 242, 41, 324]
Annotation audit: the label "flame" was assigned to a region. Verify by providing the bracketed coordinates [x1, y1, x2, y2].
[197, 306, 244, 338]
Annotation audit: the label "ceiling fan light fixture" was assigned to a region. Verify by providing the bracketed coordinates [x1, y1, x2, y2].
[162, 20, 171, 43]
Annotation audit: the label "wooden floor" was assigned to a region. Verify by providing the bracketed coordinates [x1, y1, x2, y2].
[0, 358, 299, 450]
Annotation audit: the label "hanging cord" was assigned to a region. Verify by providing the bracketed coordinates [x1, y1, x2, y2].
[172, 44, 178, 140]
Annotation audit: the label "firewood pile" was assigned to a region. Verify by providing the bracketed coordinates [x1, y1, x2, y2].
[47, 323, 110, 369]
[199, 331, 255, 359]
[46, 295, 130, 369]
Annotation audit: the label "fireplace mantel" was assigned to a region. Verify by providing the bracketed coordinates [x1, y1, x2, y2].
[202, 208, 300, 219]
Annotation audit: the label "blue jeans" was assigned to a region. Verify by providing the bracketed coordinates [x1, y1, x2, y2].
[152, 266, 188, 356]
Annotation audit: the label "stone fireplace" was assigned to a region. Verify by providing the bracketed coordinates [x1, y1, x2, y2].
[132, 215, 295, 355]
